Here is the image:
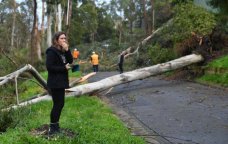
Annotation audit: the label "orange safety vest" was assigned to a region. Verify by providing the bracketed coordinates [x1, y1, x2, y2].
[73, 50, 79, 59]
[91, 54, 99, 65]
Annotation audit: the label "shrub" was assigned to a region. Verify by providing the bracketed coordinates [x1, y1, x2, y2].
[148, 43, 177, 64]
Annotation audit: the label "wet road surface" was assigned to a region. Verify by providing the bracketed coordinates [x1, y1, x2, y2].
[89, 72, 228, 144]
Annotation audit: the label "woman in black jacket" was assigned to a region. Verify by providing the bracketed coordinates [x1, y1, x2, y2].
[46, 31, 73, 135]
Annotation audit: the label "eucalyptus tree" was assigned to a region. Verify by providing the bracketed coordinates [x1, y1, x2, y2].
[46, 0, 73, 46]
[30, 0, 41, 63]
[78, 1, 98, 43]
[96, 4, 115, 42]
[10, 0, 17, 49]
[0, 0, 31, 51]
[150, 0, 155, 32]
[141, 0, 149, 35]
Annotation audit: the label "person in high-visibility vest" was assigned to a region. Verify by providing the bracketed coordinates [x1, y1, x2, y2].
[72, 48, 79, 59]
[90, 51, 99, 72]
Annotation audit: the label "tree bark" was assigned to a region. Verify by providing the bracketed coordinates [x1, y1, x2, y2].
[57, 3, 62, 31]
[10, 0, 16, 49]
[2, 54, 204, 110]
[47, 13, 52, 47]
[141, 0, 149, 35]
[30, 0, 38, 64]
[0, 64, 48, 90]
[66, 54, 204, 95]
[150, 0, 155, 33]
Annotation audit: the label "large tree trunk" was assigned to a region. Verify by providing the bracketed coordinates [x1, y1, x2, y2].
[47, 13, 52, 47]
[150, 0, 155, 33]
[57, 3, 62, 31]
[3, 54, 204, 111]
[66, 0, 73, 36]
[141, 0, 149, 35]
[0, 64, 47, 90]
[30, 0, 38, 64]
[66, 54, 204, 95]
[10, 0, 16, 49]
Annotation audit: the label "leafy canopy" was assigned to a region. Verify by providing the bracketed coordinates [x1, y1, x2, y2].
[171, 2, 216, 42]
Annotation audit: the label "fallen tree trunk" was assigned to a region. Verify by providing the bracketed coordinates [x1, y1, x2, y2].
[0, 64, 48, 90]
[122, 19, 173, 58]
[3, 54, 204, 110]
[67, 54, 203, 95]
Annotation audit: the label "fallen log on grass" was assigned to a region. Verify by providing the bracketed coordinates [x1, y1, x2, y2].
[0, 64, 47, 89]
[2, 54, 204, 110]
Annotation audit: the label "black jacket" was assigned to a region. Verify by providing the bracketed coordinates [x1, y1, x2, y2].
[46, 47, 73, 88]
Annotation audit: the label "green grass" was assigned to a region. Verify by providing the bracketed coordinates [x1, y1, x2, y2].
[197, 74, 228, 87]
[19, 71, 81, 100]
[0, 96, 145, 144]
[197, 55, 228, 87]
[207, 55, 228, 68]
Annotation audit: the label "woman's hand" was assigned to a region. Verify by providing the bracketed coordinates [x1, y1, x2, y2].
[65, 63, 71, 70]
[61, 42, 69, 51]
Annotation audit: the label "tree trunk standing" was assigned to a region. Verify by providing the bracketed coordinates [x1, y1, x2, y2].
[141, 0, 149, 35]
[30, 0, 38, 64]
[57, 3, 62, 31]
[47, 14, 52, 47]
[36, 31, 42, 61]
[116, 20, 123, 45]
[40, 0, 45, 47]
[150, 0, 155, 33]
[41, 0, 45, 35]
[10, 0, 16, 50]
[119, 31, 122, 45]
[66, 0, 73, 36]
[67, 54, 204, 95]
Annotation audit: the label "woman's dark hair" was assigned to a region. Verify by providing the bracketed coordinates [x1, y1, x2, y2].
[52, 31, 66, 48]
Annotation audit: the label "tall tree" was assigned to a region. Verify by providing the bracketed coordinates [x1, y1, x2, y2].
[10, 0, 17, 50]
[141, 0, 149, 35]
[150, 0, 155, 33]
[30, 0, 40, 64]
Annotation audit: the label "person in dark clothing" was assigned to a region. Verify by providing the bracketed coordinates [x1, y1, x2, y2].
[46, 31, 73, 136]
[118, 52, 126, 74]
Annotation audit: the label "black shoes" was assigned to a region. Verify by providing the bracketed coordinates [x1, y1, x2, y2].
[48, 123, 60, 136]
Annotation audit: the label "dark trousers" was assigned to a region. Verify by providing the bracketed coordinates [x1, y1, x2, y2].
[50, 88, 65, 123]
[93, 65, 99, 72]
[118, 63, 123, 74]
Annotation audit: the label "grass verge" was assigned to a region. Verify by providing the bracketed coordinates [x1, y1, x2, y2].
[196, 55, 228, 87]
[0, 96, 145, 144]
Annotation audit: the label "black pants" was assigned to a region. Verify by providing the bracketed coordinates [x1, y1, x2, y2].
[93, 65, 99, 72]
[118, 63, 123, 74]
[50, 88, 65, 123]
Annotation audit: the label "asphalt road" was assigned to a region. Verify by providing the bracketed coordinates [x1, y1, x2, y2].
[89, 72, 228, 144]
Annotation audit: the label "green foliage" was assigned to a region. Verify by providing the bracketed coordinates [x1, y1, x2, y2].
[197, 74, 228, 87]
[197, 55, 228, 87]
[148, 43, 177, 64]
[0, 108, 30, 133]
[209, 0, 228, 27]
[206, 55, 228, 68]
[171, 2, 216, 42]
[96, 7, 115, 42]
[0, 97, 145, 144]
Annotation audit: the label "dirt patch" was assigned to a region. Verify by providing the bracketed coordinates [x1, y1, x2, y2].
[162, 69, 196, 81]
[30, 124, 77, 139]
